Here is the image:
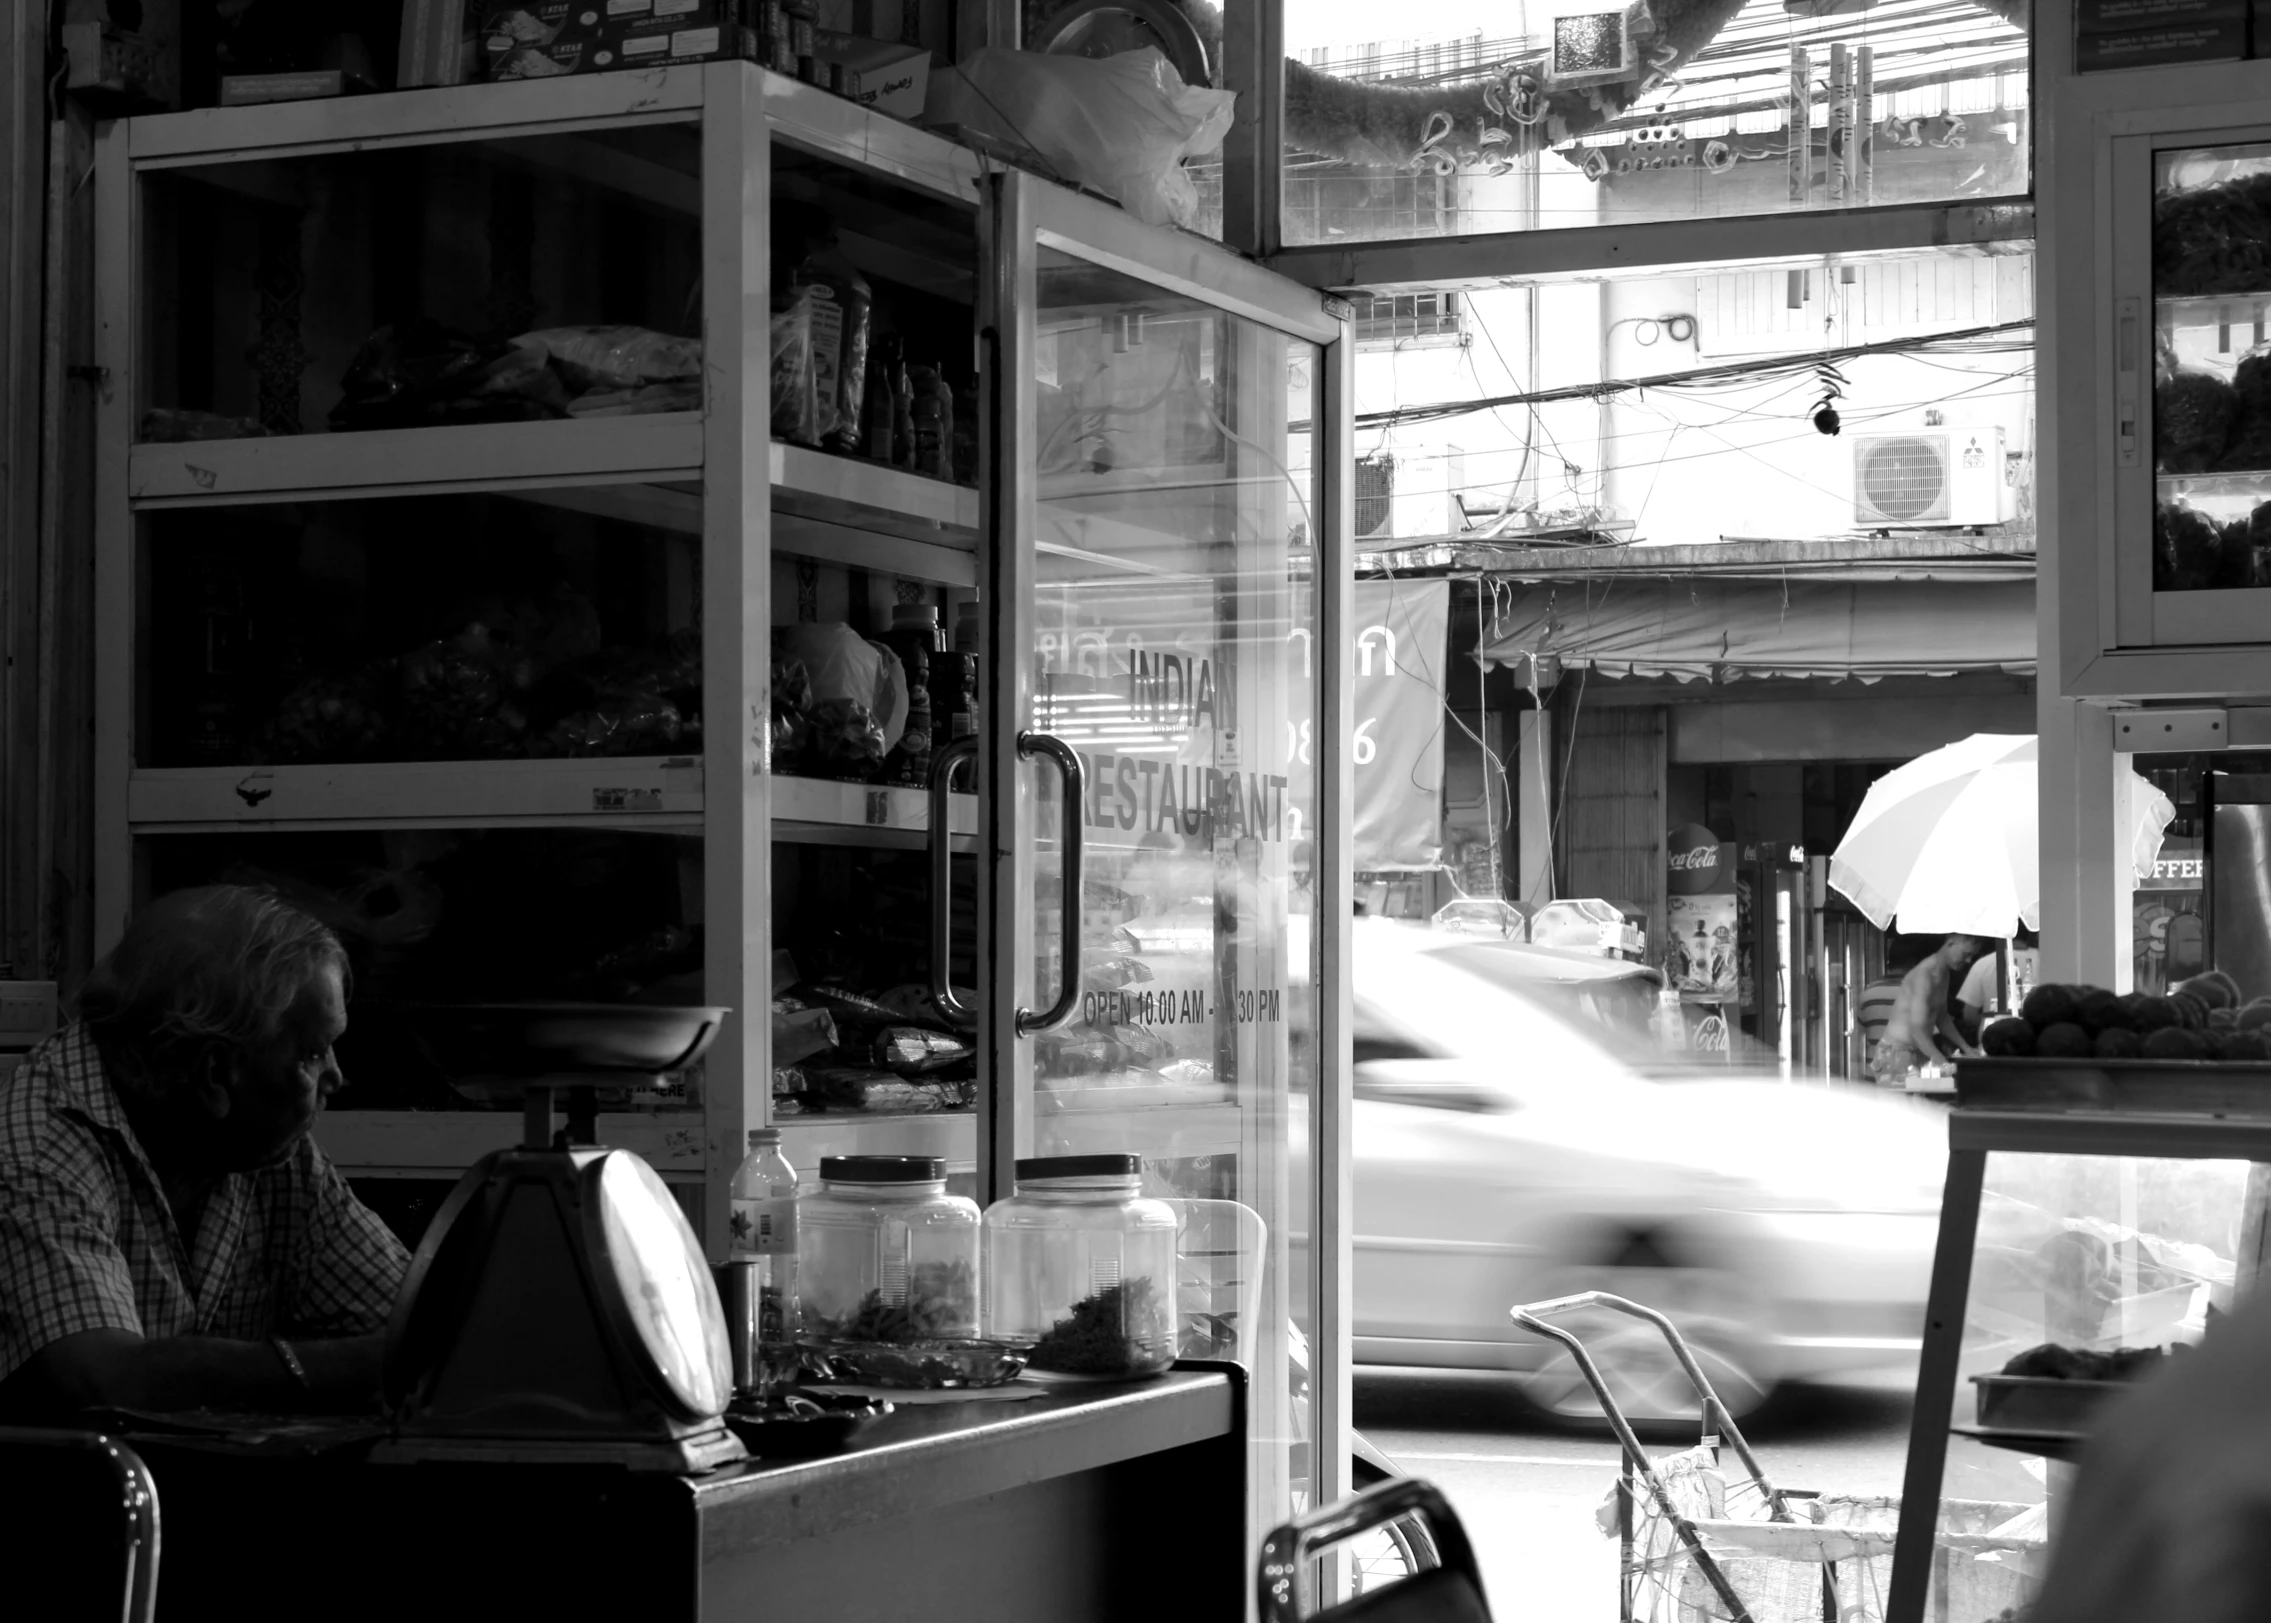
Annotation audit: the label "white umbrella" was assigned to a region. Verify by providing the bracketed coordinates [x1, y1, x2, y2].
[1828, 733, 2176, 938]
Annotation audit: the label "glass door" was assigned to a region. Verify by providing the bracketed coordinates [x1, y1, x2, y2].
[982, 172, 1352, 1553]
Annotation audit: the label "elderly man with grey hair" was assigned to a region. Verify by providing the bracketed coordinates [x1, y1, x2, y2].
[0, 885, 408, 1417]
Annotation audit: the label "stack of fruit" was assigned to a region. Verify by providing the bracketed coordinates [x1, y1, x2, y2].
[1981, 972, 2271, 1061]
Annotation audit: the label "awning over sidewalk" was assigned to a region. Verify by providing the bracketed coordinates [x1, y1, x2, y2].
[1477, 576, 2036, 683]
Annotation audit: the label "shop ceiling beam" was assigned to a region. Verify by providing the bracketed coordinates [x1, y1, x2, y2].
[1262, 199, 2035, 295]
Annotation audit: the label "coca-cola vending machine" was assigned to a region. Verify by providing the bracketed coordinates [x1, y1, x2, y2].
[1666, 826, 1739, 1058]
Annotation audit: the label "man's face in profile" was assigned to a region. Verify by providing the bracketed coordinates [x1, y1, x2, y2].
[217, 963, 348, 1171]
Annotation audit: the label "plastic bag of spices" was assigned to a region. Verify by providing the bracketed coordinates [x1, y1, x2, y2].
[770, 288, 821, 447]
[514, 325, 701, 394]
[786, 239, 872, 454]
[874, 1025, 973, 1076]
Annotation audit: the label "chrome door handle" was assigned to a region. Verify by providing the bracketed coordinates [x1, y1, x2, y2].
[1017, 730, 1085, 1036]
[928, 738, 979, 1031]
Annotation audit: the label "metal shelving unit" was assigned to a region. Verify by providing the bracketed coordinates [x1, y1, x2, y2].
[92, 61, 990, 1250]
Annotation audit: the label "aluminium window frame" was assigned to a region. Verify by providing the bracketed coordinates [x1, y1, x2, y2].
[1218, 0, 2036, 290]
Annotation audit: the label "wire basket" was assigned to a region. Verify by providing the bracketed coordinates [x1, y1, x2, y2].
[1511, 1292, 2043, 1623]
[1610, 1451, 2040, 1623]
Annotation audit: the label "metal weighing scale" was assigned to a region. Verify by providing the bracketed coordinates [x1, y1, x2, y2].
[375, 1003, 744, 1473]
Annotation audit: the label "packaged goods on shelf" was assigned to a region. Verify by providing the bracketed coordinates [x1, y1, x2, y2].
[255, 616, 697, 766]
[772, 998, 840, 1064]
[770, 623, 908, 779]
[810, 29, 928, 118]
[477, 2, 758, 80]
[804, 1064, 970, 1111]
[139, 408, 270, 443]
[880, 605, 941, 787]
[873, 1025, 970, 1075]
[781, 226, 873, 454]
[330, 320, 699, 431]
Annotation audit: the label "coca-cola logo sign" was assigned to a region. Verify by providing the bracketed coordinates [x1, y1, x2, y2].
[1666, 824, 1723, 895]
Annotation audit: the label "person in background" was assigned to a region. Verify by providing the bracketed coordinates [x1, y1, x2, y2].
[1956, 927, 2038, 1043]
[1854, 963, 1904, 1064]
[1956, 942, 2005, 1044]
[1854, 935, 1933, 1071]
[0, 886, 409, 1418]
[1868, 932, 1995, 1085]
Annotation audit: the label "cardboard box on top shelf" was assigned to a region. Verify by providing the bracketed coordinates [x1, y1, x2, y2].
[813, 29, 929, 117]
[60, 0, 180, 110]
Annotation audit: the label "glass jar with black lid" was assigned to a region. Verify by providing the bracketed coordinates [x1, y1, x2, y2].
[982, 1155, 1179, 1379]
[799, 1155, 980, 1342]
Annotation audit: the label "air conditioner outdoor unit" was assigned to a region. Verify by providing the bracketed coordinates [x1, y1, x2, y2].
[1851, 428, 2015, 527]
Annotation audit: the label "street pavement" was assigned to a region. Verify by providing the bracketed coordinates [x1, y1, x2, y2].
[1355, 1368, 1919, 1621]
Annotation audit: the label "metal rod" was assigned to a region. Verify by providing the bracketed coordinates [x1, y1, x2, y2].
[1886, 1144, 1988, 1623]
[928, 736, 979, 1030]
[33, 114, 67, 979]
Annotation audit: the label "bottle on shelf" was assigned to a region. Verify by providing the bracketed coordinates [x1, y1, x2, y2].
[864, 332, 903, 467]
[908, 364, 954, 482]
[883, 603, 943, 786]
[725, 1126, 801, 1398]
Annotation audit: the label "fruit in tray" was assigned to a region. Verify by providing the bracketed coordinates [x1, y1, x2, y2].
[1980, 973, 2271, 1062]
[2001, 1343, 2178, 1381]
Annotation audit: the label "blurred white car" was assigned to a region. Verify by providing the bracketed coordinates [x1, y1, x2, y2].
[1343, 919, 1942, 1422]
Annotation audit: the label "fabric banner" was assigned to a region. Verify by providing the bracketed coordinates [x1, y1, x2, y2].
[1353, 579, 1451, 872]
[1476, 577, 2036, 682]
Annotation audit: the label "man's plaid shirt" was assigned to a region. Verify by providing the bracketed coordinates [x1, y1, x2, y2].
[0, 1024, 409, 1383]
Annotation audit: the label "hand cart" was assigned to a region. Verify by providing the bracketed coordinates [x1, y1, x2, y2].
[1510, 1293, 2039, 1623]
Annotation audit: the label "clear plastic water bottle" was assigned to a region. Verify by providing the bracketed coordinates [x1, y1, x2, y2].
[727, 1127, 800, 1397]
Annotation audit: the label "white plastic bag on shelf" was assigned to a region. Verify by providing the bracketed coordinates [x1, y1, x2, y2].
[777, 623, 910, 759]
[925, 47, 1235, 229]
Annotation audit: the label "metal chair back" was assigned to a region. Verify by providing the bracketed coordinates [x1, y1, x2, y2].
[0, 1427, 161, 1623]
[1258, 1476, 1492, 1623]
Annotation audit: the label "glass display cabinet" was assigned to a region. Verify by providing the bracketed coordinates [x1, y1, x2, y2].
[1885, 1060, 2269, 1623]
[91, 60, 1354, 1547]
[2051, 48, 2271, 696]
